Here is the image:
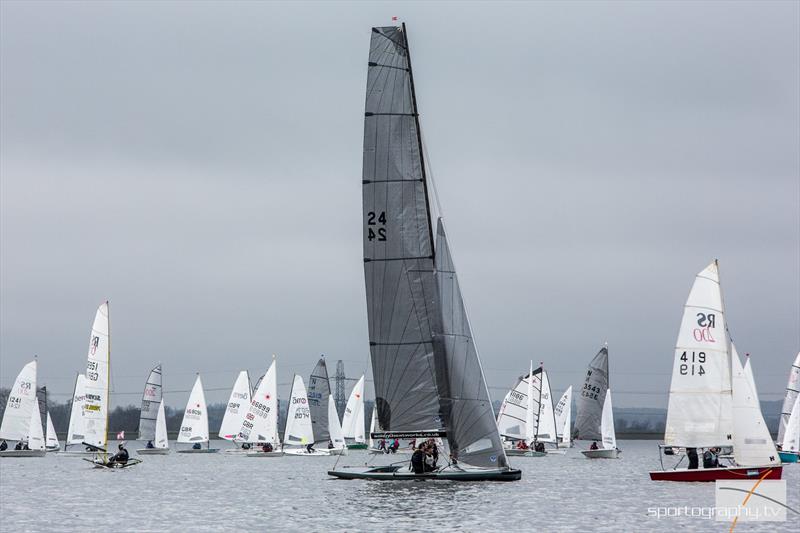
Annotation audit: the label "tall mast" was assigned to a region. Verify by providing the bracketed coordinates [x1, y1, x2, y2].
[104, 300, 110, 450]
[401, 22, 436, 253]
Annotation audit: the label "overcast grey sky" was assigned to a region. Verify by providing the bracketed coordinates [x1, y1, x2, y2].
[1, 1, 798, 410]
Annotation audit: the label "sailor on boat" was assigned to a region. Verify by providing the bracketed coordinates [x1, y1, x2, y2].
[702, 448, 719, 468]
[192, 442, 202, 450]
[145, 440, 154, 449]
[14, 441, 23, 451]
[590, 441, 599, 450]
[306, 442, 315, 453]
[108, 443, 129, 466]
[261, 442, 273, 453]
[0, 440, 6, 451]
[686, 447, 699, 469]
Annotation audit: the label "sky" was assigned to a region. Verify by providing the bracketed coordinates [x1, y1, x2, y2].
[1, 1, 798, 411]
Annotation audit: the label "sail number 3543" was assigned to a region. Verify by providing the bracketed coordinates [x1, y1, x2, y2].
[679, 351, 705, 376]
[367, 211, 386, 241]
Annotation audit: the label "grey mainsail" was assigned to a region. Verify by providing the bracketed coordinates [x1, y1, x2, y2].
[308, 357, 331, 443]
[36, 386, 47, 440]
[574, 346, 609, 440]
[434, 220, 507, 467]
[363, 25, 443, 433]
[137, 364, 163, 441]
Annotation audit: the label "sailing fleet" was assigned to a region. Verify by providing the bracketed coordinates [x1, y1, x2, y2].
[1, 23, 798, 485]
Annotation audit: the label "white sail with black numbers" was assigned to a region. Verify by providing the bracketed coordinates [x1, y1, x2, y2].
[664, 261, 732, 448]
[219, 371, 251, 440]
[83, 302, 110, 449]
[496, 373, 530, 441]
[0, 361, 37, 442]
[237, 359, 280, 446]
[778, 352, 800, 447]
[574, 346, 609, 441]
[433, 220, 507, 467]
[284, 375, 314, 447]
[363, 26, 443, 436]
[178, 375, 209, 444]
[137, 364, 162, 442]
[307, 357, 331, 444]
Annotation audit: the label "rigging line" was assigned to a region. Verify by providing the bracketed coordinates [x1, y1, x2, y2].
[420, 127, 444, 219]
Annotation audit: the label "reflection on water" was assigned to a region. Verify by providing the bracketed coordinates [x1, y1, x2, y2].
[0, 440, 797, 532]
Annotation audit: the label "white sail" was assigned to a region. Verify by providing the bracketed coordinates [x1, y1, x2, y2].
[368, 407, 378, 449]
[555, 386, 572, 446]
[237, 359, 279, 445]
[46, 412, 59, 449]
[778, 352, 800, 446]
[525, 361, 535, 443]
[328, 394, 346, 450]
[178, 375, 209, 443]
[342, 375, 365, 443]
[26, 402, 45, 450]
[0, 360, 37, 442]
[664, 261, 732, 448]
[743, 356, 759, 399]
[66, 374, 87, 445]
[782, 394, 800, 454]
[154, 400, 169, 449]
[731, 344, 779, 466]
[496, 373, 529, 441]
[601, 389, 616, 450]
[83, 302, 110, 449]
[219, 371, 251, 440]
[537, 369, 558, 443]
[283, 375, 314, 447]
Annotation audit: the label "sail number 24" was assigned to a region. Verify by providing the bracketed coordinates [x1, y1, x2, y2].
[679, 351, 705, 376]
[367, 211, 387, 241]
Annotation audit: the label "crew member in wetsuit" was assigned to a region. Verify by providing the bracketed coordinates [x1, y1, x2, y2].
[192, 442, 202, 450]
[703, 448, 719, 468]
[0, 440, 7, 451]
[14, 441, 23, 451]
[306, 442, 315, 453]
[411, 445, 425, 474]
[590, 441, 599, 450]
[687, 447, 699, 469]
[328, 439, 334, 449]
[146, 440, 154, 449]
[109, 443, 129, 466]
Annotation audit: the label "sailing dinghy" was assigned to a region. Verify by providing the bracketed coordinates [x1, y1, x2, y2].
[554, 386, 572, 448]
[327, 394, 347, 455]
[307, 356, 331, 449]
[176, 375, 218, 453]
[649, 261, 781, 481]
[136, 364, 169, 455]
[329, 24, 520, 482]
[0, 360, 46, 457]
[220, 371, 252, 454]
[777, 352, 800, 463]
[241, 357, 284, 457]
[46, 411, 60, 451]
[497, 363, 558, 456]
[582, 389, 619, 458]
[779, 395, 800, 463]
[283, 375, 329, 456]
[342, 375, 367, 449]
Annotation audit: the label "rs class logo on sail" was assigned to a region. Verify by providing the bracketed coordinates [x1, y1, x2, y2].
[694, 312, 717, 343]
[90, 335, 99, 355]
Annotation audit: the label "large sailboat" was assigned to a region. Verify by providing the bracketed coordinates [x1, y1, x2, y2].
[777, 352, 800, 463]
[649, 261, 781, 481]
[0, 360, 46, 457]
[328, 23, 520, 482]
[136, 364, 169, 455]
[341, 375, 367, 449]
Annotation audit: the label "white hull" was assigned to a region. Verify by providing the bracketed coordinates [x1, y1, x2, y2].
[136, 448, 170, 455]
[284, 448, 332, 456]
[56, 450, 97, 456]
[46, 446, 60, 452]
[0, 449, 47, 458]
[546, 448, 567, 455]
[245, 451, 285, 457]
[582, 448, 620, 459]
[505, 449, 547, 457]
[328, 448, 347, 456]
[177, 448, 219, 454]
[223, 448, 250, 455]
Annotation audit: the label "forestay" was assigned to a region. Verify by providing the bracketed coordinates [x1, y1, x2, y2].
[555, 386, 572, 445]
[66, 374, 87, 445]
[664, 261, 732, 448]
[574, 346, 609, 441]
[178, 375, 209, 443]
[83, 302, 110, 449]
[496, 373, 530, 441]
[363, 26, 443, 435]
[600, 389, 616, 450]
[138, 364, 162, 442]
[284, 375, 314, 447]
[307, 357, 331, 444]
[730, 344, 779, 466]
[778, 352, 800, 446]
[342, 375, 366, 443]
[0, 361, 37, 441]
[328, 394, 346, 450]
[219, 371, 251, 440]
[237, 359, 280, 446]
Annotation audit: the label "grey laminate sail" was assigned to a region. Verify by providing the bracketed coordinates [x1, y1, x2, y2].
[574, 346, 609, 440]
[308, 357, 331, 444]
[137, 364, 162, 441]
[434, 220, 507, 467]
[362, 25, 443, 433]
[36, 386, 47, 439]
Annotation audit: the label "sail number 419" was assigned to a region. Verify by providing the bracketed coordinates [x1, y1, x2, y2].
[679, 351, 705, 376]
[367, 211, 386, 241]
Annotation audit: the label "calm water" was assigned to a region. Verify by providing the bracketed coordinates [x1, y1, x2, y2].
[1, 440, 797, 532]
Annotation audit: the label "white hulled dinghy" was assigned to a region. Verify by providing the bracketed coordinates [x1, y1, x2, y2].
[220, 370, 252, 454]
[342, 375, 367, 449]
[241, 357, 284, 457]
[136, 364, 169, 455]
[582, 389, 619, 458]
[555, 386, 572, 449]
[329, 23, 519, 482]
[327, 394, 347, 456]
[177, 375, 218, 453]
[574, 344, 612, 455]
[649, 261, 780, 481]
[283, 375, 329, 456]
[0, 361, 46, 457]
[777, 352, 800, 463]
